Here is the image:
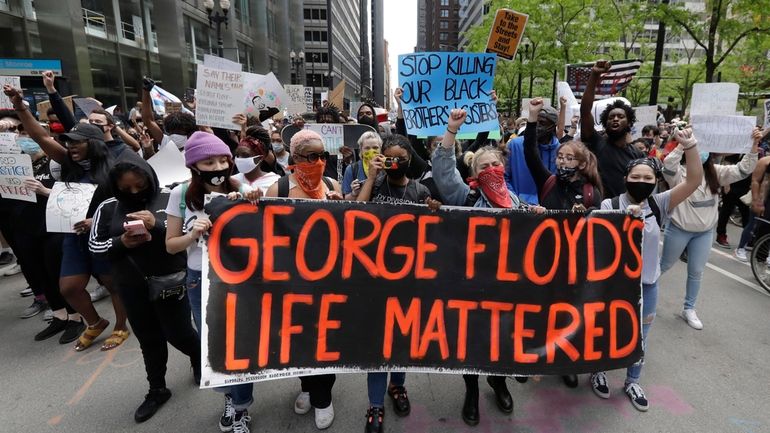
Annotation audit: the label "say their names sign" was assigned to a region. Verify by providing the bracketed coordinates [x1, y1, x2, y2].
[691, 114, 757, 153]
[199, 198, 643, 387]
[0, 153, 35, 202]
[485, 9, 528, 61]
[398, 52, 499, 136]
[195, 65, 245, 130]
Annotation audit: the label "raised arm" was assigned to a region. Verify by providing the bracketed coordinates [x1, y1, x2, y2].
[3, 85, 67, 163]
[580, 60, 611, 143]
[42, 71, 76, 130]
[141, 77, 165, 145]
[431, 108, 471, 206]
[668, 128, 704, 211]
[557, 95, 568, 139]
[114, 125, 141, 151]
[523, 98, 553, 190]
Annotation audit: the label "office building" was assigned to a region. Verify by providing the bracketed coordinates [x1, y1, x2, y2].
[458, 0, 489, 51]
[416, 0, 461, 52]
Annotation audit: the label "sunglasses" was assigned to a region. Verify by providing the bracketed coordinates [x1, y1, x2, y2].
[294, 151, 329, 163]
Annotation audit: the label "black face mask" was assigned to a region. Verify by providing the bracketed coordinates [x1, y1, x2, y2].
[116, 189, 151, 210]
[385, 162, 409, 179]
[197, 167, 230, 187]
[536, 125, 555, 142]
[625, 181, 656, 203]
[557, 166, 578, 181]
[359, 115, 378, 129]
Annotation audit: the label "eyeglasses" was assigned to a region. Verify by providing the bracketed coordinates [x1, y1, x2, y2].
[294, 151, 329, 163]
[556, 155, 576, 163]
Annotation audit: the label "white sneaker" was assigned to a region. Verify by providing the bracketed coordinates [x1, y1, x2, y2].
[89, 285, 110, 302]
[294, 392, 311, 415]
[314, 403, 334, 430]
[681, 309, 703, 330]
[734, 248, 748, 262]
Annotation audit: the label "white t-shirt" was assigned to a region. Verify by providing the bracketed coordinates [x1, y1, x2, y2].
[276, 152, 290, 170]
[232, 171, 280, 195]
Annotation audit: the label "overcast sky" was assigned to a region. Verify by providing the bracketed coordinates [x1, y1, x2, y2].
[383, 1, 417, 105]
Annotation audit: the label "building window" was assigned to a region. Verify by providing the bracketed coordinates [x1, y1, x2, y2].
[440, 0, 448, 5]
[440, 21, 448, 29]
[304, 8, 311, 19]
[440, 9, 449, 17]
[320, 9, 327, 20]
[440, 32, 448, 41]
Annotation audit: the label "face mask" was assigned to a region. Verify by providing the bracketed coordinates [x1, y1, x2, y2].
[625, 181, 656, 203]
[289, 159, 326, 199]
[471, 165, 513, 208]
[234, 156, 261, 174]
[557, 166, 578, 181]
[17, 137, 41, 155]
[77, 160, 91, 171]
[699, 151, 709, 164]
[359, 115, 379, 129]
[536, 124, 555, 142]
[117, 190, 150, 210]
[197, 167, 230, 187]
[169, 134, 188, 150]
[362, 149, 380, 177]
[384, 159, 410, 179]
[272, 142, 284, 153]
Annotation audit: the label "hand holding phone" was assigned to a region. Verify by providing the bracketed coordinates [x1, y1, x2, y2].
[124, 219, 148, 236]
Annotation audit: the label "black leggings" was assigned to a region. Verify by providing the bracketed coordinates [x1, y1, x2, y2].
[463, 374, 506, 393]
[14, 232, 74, 313]
[717, 189, 750, 236]
[116, 276, 200, 390]
[300, 374, 336, 409]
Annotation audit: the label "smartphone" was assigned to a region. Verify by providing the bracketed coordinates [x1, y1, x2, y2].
[183, 88, 195, 103]
[123, 219, 148, 235]
[382, 157, 399, 169]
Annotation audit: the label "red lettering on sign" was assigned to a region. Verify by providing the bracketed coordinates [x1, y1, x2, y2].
[263, 205, 294, 282]
[316, 294, 348, 362]
[209, 204, 259, 284]
[383, 297, 420, 359]
[280, 294, 313, 364]
[466, 217, 496, 279]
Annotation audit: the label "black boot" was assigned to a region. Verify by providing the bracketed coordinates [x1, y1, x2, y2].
[486, 376, 513, 414]
[462, 388, 479, 426]
[561, 374, 579, 388]
[134, 388, 172, 423]
[365, 406, 384, 433]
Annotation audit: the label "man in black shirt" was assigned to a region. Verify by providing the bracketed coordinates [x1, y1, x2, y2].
[580, 60, 644, 198]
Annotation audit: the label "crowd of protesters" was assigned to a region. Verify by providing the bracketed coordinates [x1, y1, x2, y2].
[0, 59, 768, 433]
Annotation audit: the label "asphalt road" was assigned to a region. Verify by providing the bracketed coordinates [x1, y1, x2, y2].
[1, 223, 769, 433]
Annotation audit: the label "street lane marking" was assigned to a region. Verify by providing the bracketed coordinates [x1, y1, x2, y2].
[709, 246, 750, 267]
[705, 262, 770, 297]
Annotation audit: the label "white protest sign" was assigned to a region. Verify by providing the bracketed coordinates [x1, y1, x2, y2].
[691, 114, 756, 153]
[305, 123, 344, 155]
[203, 54, 243, 72]
[195, 65, 245, 130]
[557, 81, 578, 110]
[148, 140, 189, 188]
[690, 83, 739, 116]
[764, 99, 770, 129]
[45, 182, 97, 232]
[0, 153, 35, 202]
[632, 106, 659, 139]
[284, 84, 308, 115]
[304, 87, 314, 112]
[0, 76, 21, 109]
[73, 98, 103, 116]
[0, 133, 21, 154]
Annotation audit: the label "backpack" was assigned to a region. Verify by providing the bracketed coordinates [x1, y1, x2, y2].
[540, 175, 594, 208]
[611, 194, 661, 227]
[178, 181, 189, 216]
[276, 175, 335, 198]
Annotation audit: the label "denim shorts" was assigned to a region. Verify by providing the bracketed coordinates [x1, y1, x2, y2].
[60, 233, 111, 277]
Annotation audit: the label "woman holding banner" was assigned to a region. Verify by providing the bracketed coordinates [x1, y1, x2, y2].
[592, 128, 703, 412]
[658, 128, 760, 330]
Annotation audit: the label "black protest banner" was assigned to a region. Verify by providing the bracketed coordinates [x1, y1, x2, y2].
[200, 198, 643, 387]
[397, 52, 499, 137]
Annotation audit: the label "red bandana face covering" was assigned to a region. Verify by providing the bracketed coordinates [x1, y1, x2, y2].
[288, 159, 326, 199]
[469, 165, 513, 208]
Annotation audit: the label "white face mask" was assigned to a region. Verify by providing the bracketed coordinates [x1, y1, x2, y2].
[272, 142, 285, 153]
[234, 156, 261, 175]
[168, 134, 187, 150]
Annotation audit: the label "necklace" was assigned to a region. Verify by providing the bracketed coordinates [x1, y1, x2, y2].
[385, 179, 408, 200]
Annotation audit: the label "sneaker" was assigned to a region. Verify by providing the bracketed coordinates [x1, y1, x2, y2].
[35, 317, 68, 341]
[734, 248, 748, 262]
[365, 407, 384, 433]
[219, 394, 236, 432]
[43, 309, 53, 322]
[59, 319, 86, 344]
[1, 263, 21, 276]
[624, 382, 649, 411]
[680, 309, 703, 330]
[19, 286, 32, 297]
[134, 388, 172, 423]
[0, 251, 14, 266]
[590, 372, 610, 399]
[20, 299, 47, 319]
[294, 391, 311, 415]
[715, 234, 730, 249]
[89, 285, 110, 302]
[315, 403, 334, 430]
[232, 410, 251, 433]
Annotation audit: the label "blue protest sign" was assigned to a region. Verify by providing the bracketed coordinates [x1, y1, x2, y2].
[398, 52, 498, 136]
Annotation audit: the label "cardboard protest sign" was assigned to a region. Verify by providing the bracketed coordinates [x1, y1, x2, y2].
[328, 80, 346, 109]
[281, 124, 376, 155]
[199, 198, 643, 387]
[73, 98, 102, 116]
[37, 96, 74, 121]
[195, 65, 246, 130]
[398, 52, 498, 137]
[243, 72, 290, 117]
[0, 76, 21, 109]
[632, 106, 659, 139]
[148, 140, 189, 188]
[304, 87, 314, 112]
[45, 182, 97, 232]
[690, 83, 739, 116]
[203, 54, 243, 72]
[764, 99, 770, 129]
[485, 9, 528, 61]
[0, 153, 35, 202]
[283, 85, 307, 115]
[0, 133, 21, 154]
[164, 101, 183, 114]
[691, 114, 756, 153]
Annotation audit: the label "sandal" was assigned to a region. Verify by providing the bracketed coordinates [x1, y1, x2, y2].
[74, 318, 110, 352]
[101, 329, 130, 351]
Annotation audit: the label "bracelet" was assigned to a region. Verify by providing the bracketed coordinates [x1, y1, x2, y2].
[682, 143, 696, 151]
[447, 128, 458, 134]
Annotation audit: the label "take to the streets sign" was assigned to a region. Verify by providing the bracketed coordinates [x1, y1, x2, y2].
[485, 9, 528, 61]
[398, 52, 498, 137]
[199, 198, 644, 388]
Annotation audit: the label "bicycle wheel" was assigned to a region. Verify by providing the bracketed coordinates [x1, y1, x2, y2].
[749, 234, 770, 294]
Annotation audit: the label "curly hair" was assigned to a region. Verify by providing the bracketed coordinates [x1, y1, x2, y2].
[163, 112, 197, 136]
[599, 100, 636, 129]
[315, 106, 341, 124]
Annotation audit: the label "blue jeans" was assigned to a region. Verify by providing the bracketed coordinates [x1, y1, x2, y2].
[626, 282, 658, 384]
[187, 268, 253, 409]
[367, 372, 406, 407]
[739, 212, 755, 249]
[660, 223, 714, 310]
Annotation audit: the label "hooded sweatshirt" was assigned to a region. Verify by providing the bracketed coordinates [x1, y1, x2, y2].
[504, 132, 559, 205]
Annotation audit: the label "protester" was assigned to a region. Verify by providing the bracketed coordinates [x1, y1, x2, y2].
[715, 154, 753, 249]
[265, 130, 341, 430]
[659, 128, 760, 329]
[580, 60, 645, 197]
[746, 153, 770, 261]
[271, 129, 291, 170]
[591, 128, 703, 411]
[233, 125, 282, 193]
[89, 158, 200, 423]
[141, 77, 198, 157]
[342, 131, 381, 200]
[4, 84, 132, 351]
[356, 103, 380, 131]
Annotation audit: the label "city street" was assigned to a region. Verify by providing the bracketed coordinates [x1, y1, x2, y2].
[2, 223, 769, 433]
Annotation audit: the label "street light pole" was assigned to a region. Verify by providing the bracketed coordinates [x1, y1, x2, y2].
[204, 0, 230, 58]
[290, 50, 305, 85]
[310, 53, 317, 109]
[515, 43, 529, 117]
